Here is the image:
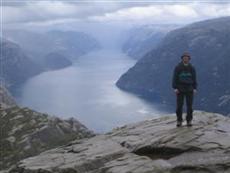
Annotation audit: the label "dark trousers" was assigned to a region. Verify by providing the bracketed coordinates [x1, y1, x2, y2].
[176, 91, 193, 122]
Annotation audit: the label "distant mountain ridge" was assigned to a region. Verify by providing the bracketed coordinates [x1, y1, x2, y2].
[117, 16, 230, 115]
[44, 52, 72, 70]
[122, 24, 180, 59]
[1, 30, 101, 94]
[3, 29, 101, 64]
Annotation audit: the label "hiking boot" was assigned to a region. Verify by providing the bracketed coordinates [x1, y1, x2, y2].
[187, 121, 193, 127]
[176, 121, 182, 127]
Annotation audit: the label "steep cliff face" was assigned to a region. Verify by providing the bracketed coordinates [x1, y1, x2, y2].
[0, 106, 95, 170]
[0, 39, 43, 89]
[0, 86, 17, 109]
[5, 111, 230, 173]
[116, 17, 230, 115]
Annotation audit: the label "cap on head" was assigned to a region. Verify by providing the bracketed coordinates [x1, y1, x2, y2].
[181, 52, 191, 59]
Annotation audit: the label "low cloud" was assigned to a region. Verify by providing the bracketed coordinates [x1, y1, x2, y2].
[89, 3, 230, 24]
[2, 1, 122, 24]
[1, 1, 230, 28]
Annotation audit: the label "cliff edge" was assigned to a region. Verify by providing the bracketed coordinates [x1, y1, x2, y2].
[5, 111, 230, 173]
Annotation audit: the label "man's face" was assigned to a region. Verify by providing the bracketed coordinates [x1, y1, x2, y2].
[182, 56, 190, 64]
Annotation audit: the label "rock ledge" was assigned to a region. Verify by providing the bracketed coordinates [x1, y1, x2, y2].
[6, 111, 230, 173]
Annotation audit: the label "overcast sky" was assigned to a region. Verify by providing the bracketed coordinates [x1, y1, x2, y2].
[1, 0, 229, 48]
[2, 0, 230, 28]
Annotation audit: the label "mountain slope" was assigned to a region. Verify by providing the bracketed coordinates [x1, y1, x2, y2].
[0, 39, 43, 90]
[44, 52, 72, 70]
[5, 111, 230, 173]
[0, 106, 95, 170]
[122, 24, 179, 59]
[1, 29, 101, 93]
[46, 30, 101, 60]
[116, 17, 230, 115]
[3, 30, 101, 64]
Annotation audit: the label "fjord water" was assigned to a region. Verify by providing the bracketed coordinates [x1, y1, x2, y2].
[15, 49, 170, 132]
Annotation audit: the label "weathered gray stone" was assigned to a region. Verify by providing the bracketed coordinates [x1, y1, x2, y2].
[7, 111, 230, 173]
[0, 86, 16, 109]
[0, 106, 95, 170]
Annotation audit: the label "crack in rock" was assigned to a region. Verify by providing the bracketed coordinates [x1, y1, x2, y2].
[132, 146, 190, 160]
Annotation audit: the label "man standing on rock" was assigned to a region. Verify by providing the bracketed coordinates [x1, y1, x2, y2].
[172, 52, 197, 127]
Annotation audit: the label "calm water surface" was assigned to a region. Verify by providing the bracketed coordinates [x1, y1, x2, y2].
[15, 49, 171, 133]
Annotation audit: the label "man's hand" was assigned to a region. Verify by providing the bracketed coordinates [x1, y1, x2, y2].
[193, 89, 197, 94]
[174, 89, 179, 94]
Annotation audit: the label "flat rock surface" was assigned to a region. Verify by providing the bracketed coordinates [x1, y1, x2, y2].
[6, 111, 230, 173]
